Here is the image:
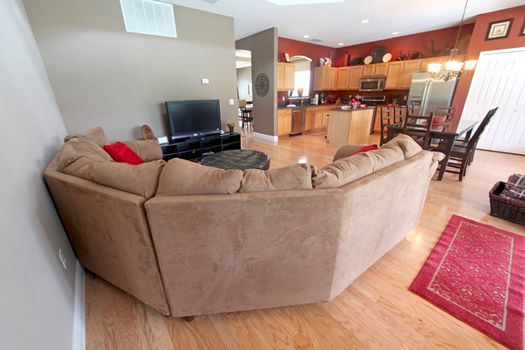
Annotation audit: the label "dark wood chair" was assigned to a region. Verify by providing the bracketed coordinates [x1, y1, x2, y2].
[393, 105, 405, 125]
[379, 106, 393, 145]
[238, 99, 253, 130]
[435, 107, 498, 181]
[402, 114, 433, 150]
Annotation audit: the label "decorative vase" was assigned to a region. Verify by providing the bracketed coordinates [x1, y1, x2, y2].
[227, 123, 235, 134]
[297, 88, 304, 97]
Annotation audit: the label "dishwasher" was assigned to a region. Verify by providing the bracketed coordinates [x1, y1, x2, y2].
[289, 107, 306, 136]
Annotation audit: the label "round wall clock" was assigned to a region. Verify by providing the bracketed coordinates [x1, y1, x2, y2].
[254, 73, 270, 97]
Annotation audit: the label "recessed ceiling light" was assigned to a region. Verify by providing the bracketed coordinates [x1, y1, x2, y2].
[338, 42, 344, 46]
[360, 19, 369, 24]
[303, 34, 310, 38]
[392, 31, 400, 35]
[266, 0, 344, 5]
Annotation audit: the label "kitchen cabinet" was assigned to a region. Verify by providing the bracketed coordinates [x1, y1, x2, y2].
[384, 61, 403, 90]
[373, 63, 388, 76]
[348, 66, 362, 90]
[277, 63, 295, 91]
[399, 60, 422, 88]
[336, 67, 350, 90]
[303, 105, 333, 131]
[362, 65, 375, 77]
[313, 66, 338, 91]
[362, 63, 387, 77]
[277, 108, 292, 136]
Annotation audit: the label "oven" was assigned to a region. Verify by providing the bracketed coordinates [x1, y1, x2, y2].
[359, 77, 386, 92]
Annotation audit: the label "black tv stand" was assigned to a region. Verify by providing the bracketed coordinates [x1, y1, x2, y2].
[161, 132, 241, 162]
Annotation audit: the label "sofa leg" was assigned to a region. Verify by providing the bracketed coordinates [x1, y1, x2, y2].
[183, 316, 195, 322]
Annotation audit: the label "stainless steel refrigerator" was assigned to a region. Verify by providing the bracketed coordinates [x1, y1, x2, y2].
[407, 72, 458, 115]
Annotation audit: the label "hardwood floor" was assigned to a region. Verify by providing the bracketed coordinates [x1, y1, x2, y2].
[86, 132, 525, 350]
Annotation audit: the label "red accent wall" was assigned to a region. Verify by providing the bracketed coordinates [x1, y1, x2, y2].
[333, 24, 474, 66]
[278, 37, 337, 94]
[452, 5, 525, 128]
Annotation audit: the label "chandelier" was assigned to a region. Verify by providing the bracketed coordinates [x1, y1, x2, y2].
[428, 0, 477, 81]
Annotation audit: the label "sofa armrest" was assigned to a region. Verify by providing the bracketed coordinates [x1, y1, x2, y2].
[333, 144, 366, 162]
[124, 140, 163, 162]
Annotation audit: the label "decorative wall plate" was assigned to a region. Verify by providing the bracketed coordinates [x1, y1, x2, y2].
[382, 53, 392, 63]
[363, 56, 373, 65]
[254, 73, 270, 97]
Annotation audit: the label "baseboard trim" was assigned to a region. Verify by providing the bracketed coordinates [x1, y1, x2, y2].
[253, 132, 278, 142]
[72, 261, 85, 350]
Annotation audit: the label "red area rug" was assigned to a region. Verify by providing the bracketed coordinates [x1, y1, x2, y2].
[410, 215, 525, 349]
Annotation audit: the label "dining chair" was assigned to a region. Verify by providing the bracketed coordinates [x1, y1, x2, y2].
[393, 105, 405, 124]
[238, 99, 253, 130]
[435, 107, 498, 181]
[402, 114, 433, 150]
[379, 106, 393, 145]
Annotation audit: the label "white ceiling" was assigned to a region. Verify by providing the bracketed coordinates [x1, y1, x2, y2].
[165, 0, 524, 47]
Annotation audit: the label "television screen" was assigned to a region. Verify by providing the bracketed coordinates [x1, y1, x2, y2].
[166, 99, 221, 138]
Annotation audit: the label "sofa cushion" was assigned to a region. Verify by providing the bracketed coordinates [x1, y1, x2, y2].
[239, 163, 312, 193]
[124, 140, 163, 162]
[56, 138, 112, 178]
[57, 138, 164, 198]
[64, 126, 109, 146]
[313, 146, 406, 189]
[382, 134, 422, 159]
[104, 142, 145, 165]
[157, 158, 243, 196]
[333, 144, 366, 162]
[88, 160, 165, 198]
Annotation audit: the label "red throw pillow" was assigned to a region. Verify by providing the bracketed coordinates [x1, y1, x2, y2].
[355, 144, 378, 154]
[103, 142, 144, 165]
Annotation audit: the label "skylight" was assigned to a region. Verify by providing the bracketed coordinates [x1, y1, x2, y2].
[265, 0, 344, 5]
[120, 0, 177, 38]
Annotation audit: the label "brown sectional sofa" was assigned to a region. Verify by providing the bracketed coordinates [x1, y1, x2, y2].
[44, 127, 443, 317]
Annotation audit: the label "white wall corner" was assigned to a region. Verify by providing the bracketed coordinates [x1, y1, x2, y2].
[72, 261, 85, 350]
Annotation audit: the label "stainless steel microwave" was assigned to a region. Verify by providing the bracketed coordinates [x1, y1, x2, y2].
[359, 76, 385, 91]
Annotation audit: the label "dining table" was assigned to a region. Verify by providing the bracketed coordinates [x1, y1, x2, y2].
[387, 119, 479, 181]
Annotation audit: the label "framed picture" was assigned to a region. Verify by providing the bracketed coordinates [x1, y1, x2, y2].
[520, 20, 525, 37]
[485, 18, 513, 40]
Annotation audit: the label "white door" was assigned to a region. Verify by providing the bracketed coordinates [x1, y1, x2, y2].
[461, 47, 525, 154]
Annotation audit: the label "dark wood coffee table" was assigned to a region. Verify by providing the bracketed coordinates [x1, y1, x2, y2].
[201, 149, 270, 170]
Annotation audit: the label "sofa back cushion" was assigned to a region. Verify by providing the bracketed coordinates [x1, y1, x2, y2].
[63, 126, 109, 146]
[157, 158, 243, 196]
[239, 163, 312, 193]
[88, 160, 165, 198]
[56, 138, 164, 198]
[312, 135, 418, 189]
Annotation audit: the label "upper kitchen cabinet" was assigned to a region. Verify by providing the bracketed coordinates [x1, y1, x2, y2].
[384, 61, 404, 90]
[277, 62, 295, 91]
[336, 67, 350, 90]
[348, 66, 362, 90]
[362, 63, 387, 77]
[313, 66, 338, 91]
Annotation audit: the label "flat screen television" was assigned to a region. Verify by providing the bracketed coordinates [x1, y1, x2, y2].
[165, 99, 222, 139]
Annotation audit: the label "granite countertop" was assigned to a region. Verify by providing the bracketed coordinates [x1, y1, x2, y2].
[330, 107, 376, 112]
[278, 103, 339, 110]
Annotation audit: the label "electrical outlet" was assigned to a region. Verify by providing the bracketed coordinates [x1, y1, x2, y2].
[201, 78, 209, 85]
[58, 249, 67, 270]
[228, 98, 235, 106]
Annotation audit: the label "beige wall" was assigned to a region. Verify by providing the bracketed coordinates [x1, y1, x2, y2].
[23, 0, 238, 141]
[0, 0, 77, 349]
[236, 28, 278, 137]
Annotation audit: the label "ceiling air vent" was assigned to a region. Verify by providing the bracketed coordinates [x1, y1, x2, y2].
[120, 0, 177, 38]
[310, 38, 323, 43]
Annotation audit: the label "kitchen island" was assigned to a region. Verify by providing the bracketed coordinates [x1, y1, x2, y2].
[326, 107, 375, 148]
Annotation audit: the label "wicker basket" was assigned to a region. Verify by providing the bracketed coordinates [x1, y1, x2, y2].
[489, 181, 525, 226]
